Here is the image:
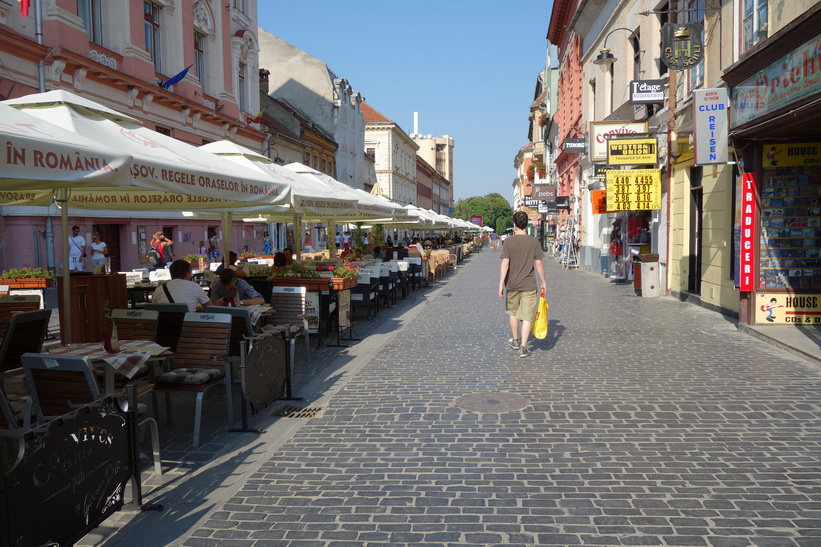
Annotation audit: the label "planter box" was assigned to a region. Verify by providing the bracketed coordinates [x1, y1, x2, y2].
[1, 278, 52, 289]
[270, 277, 331, 293]
[331, 276, 358, 290]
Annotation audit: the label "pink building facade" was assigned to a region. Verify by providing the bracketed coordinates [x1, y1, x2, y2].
[0, 0, 267, 272]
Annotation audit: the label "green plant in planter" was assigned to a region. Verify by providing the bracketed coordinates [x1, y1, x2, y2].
[182, 254, 206, 262]
[269, 263, 320, 279]
[0, 267, 55, 279]
[240, 251, 256, 258]
[333, 264, 360, 279]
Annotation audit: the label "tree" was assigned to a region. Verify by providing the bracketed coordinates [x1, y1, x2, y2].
[454, 193, 513, 233]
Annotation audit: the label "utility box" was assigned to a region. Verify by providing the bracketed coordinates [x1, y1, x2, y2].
[639, 256, 660, 298]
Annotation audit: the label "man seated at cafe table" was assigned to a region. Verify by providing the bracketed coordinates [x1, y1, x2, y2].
[214, 251, 248, 279]
[151, 259, 212, 312]
[210, 268, 264, 307]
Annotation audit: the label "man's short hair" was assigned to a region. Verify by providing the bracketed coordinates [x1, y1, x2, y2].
[513, 211, 529, 230]
[219, 268, 237, 285]
[72, 225, 80, 231]
[168, 259, 191, 279]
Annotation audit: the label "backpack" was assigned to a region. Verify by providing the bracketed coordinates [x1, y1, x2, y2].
[147, 242, 162, 265]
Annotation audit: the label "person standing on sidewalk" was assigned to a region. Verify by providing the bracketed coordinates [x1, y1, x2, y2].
[68, 225, 86, 272]
[498, 211, 546, 358]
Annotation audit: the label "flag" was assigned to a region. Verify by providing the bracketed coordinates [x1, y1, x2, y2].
[18, 0, 30, 17]
[161, 65, 192, 90]
[248, 108, 265, 123]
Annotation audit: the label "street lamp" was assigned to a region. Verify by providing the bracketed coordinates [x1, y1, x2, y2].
[593, 27, 639, 66]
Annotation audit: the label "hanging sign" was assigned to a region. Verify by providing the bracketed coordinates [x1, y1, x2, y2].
[564, 138, 586, 153]
[532, 184, 556, 201]
[605, 169, 662, 210]
[470, 215, 482, 225]
[661, 22, 703, 71]
[693, 88, 728, 165]
[607, 137, 658, 165]
[590, 121, 648, 161]
[739, 172, 757, 291]
[556, 196, 570, 209]
[591, 189, 612, 214]
[630, 80, 665, 104]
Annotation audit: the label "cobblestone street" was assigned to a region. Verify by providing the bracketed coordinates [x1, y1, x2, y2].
[99, 249, 821, 546]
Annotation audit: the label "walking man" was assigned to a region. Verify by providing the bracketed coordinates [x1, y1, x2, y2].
[68, 225, 86, 272]
[498, 211, 546, 358]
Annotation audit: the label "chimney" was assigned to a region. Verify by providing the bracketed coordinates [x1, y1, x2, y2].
[259, 69, 270, 93]
[413, 112, 419, 136]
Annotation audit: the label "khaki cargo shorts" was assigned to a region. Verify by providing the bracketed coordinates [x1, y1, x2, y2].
[505, 289, 538, 322]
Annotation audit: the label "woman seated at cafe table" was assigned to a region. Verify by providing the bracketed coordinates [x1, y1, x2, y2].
[210, 268, 264, 306]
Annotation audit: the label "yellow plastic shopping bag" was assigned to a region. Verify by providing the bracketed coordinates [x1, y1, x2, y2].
[532, 296, 548, 339]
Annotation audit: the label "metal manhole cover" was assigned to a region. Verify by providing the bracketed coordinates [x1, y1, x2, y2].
[272, 406, 323, 418]
[452, 392, 530, 414]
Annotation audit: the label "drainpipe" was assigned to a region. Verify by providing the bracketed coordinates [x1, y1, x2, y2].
[35, 0, 45, 92]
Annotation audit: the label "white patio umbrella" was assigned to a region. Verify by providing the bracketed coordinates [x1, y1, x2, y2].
[1, 90, 292, 342]
[0, 102, 132, 192]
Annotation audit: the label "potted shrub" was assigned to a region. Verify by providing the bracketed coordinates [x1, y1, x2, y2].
[240, 251, 256, 259]
[0, 267, 55, 289]
[269, 263, 329, 292]
[182, 254, 206, 270]
[316, 263, 360, 290]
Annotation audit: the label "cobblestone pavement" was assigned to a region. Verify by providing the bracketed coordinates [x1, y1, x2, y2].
[92, 249, 821, 546]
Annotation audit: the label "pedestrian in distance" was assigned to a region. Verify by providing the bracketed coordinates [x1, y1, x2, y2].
[68, 225, 86, 272]
[151, 232, 174, 267]
[90, 232, 108, 270]
[498, 211, 546, 358]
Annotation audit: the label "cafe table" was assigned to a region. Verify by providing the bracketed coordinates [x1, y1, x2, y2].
[47, 339, 171, 394]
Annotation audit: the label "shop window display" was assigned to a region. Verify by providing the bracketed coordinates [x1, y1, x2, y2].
[759, 166, 821, 289]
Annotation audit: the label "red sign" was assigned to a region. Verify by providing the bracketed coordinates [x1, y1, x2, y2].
[470, 215, 483, 226]
[739, 173, 757, 291]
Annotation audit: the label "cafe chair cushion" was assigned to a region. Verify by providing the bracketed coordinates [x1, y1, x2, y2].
[157, 367, 224, 385]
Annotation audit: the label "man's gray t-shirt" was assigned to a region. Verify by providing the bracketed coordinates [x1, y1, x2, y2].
[500, 234, 543, 291]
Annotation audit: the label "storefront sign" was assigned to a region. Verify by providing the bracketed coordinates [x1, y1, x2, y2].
[532, 184, 556, 201]
[731, 34, 821, 126]
[756, 293, 821, 324]
[693, 88, 728, 165]
[630, 80, 665, 104]
[739, 173, 757, 291]
[556, 196, 570, 209]
[661, 22, 703, 71]
[607, 137, 658, 165]
[564, 138, 586, 153]
[470, 215, 482, 225]
[546, 201, 558, 214]
[590, 121, 648, 161]
[605, 169, 662, 210]
[591, 189, 612, 214]
[762, 142, 821, 167]
[594, 164, 617, 178]
[526, 210, 541, 222]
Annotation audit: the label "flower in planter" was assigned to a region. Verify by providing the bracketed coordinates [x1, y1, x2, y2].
[182, 254, 206, 262]
[0, 267, 55, 279]
[333, 264, 360, 279]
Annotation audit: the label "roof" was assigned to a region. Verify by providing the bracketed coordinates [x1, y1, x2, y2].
[360, 102, 392, 124]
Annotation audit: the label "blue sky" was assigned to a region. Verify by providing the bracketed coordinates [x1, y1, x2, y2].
[258, 2, 553, 205]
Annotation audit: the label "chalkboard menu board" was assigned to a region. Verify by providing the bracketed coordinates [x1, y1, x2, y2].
[759, 165, 821, 289]
[245, 331, 287, 415]
[0, 397, 133, 547]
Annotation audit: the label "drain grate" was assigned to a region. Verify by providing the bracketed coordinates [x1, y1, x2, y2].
[452, 392, 530, 414]
[272, 405, 323, 418]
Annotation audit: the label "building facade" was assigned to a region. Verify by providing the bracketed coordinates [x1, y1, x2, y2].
[361, 102, 419, 206]
[0, 0, 266, 272]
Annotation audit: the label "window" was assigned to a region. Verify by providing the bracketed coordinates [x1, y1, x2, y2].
[632, 32, 641, 81]
[233, 0, 247, 13]
[194, 31, 206, 92]
[688, 0, 705, 89]
[155, 125, 171, 136]
[237, 62, 247, 112]
[366, 147, 376, 161]
[144, 1, 161, 73]
[78, 0, 103, 45]
[742, 0, 768, 52]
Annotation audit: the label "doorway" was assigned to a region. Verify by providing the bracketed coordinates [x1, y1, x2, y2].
[93, 224, 121, 272]
[688, 167, 703, 294]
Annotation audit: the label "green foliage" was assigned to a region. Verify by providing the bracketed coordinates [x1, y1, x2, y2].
[0, 267, 54, 279]
[353, 222, 365, 249]
[454, 193, 513, 234]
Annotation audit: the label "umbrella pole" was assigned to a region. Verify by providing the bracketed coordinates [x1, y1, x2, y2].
[294, 213, 302, 260]
[328, 220, 336, 258]
[222, 212, 232, 267]
[60, 188, 72, 344]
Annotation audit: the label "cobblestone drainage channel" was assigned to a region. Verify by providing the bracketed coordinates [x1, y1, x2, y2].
[272, 406, 323, 418]
[452, 392, 530, 414]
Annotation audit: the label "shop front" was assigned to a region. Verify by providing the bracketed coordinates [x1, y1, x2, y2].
[725, 7, 821, 325]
